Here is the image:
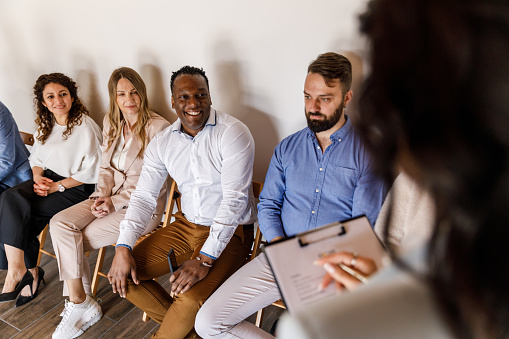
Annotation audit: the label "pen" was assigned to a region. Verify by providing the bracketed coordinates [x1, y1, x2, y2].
[338, 263, 369, 284]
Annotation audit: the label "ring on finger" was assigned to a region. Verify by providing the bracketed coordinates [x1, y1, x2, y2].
[351, 252, 359, 267]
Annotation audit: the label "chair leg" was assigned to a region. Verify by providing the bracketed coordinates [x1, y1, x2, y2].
[255, 308, 265, 327]
[37, 224, 49, 267]
[91, 247, 107, 298]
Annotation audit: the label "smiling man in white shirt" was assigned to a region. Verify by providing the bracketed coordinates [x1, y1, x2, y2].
[107, 65, 256, 339]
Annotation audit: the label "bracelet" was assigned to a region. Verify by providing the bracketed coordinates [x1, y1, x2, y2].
[195, 256, 213, 268]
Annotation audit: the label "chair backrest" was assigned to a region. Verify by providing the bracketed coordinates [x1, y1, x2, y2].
[20, 131, 34, 146]
[250, 181, 264, 261]
[252, 181, 263, 200]
[161, 179, 182, 228]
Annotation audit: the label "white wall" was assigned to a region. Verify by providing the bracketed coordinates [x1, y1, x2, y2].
[0, 0, 368, 181]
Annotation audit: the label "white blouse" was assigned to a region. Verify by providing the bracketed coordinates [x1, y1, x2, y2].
[110, 130, 132, 172]
[29, 115, 102, 183]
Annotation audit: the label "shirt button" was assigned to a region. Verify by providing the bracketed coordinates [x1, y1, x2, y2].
[317, 146, 320, 149]
[315, 189, 319, 193]
[319, 168, 323, 172]
[312, 210, 316, 214]
[338, 138, 342, 142]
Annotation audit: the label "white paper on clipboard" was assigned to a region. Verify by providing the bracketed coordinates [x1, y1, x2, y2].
[263, 215, 389, 313]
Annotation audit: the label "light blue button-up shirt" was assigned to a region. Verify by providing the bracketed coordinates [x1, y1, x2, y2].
[258, 116, 387, 242]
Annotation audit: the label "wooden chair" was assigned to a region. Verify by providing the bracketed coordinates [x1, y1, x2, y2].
[249, 181, 264, 261]
[37, 225, 56, 266]
[90, 179, 182, 298]
[249, 181, 287, 328]
[19, 131, 34, 146]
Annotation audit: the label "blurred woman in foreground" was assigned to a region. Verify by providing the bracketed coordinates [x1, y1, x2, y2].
[280, 0, 509, 337]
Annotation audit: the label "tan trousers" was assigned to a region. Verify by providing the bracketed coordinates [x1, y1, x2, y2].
[127, 212, 254, 339]
[50, 199, 161, 294]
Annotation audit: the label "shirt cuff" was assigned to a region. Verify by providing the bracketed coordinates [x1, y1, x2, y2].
[115, 244, 132, 251]
[200, 222, 237, 259]
[259, 225, 285, 243]
[116, 222, 140, 249]
[199, 251, 217, 260]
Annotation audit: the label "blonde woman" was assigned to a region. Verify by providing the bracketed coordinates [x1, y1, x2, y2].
[50, 67, 170, 339]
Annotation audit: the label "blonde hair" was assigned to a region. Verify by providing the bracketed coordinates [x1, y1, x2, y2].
[106, 67, 152, 158]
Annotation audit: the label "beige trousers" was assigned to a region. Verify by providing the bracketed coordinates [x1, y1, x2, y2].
[50, 199, 161, 294]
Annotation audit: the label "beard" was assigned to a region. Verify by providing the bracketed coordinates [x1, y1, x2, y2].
[306, 100, 345, 133]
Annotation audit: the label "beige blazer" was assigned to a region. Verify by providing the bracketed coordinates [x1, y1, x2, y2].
[91, 111, 171, 216]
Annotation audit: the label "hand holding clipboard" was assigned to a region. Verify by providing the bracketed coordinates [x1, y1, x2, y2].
[315, 251, 378, 291]
[263, 216, 389, 313]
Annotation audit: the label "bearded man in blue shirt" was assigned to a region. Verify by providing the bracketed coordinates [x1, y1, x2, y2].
[195, 52, 387, 339]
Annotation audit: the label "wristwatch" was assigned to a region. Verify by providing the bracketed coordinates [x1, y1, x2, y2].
[195, 256, 213, 268]
[58, 181, 66, 192]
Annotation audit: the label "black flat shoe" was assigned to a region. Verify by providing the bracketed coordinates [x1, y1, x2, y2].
[0, 270, 34, 303]
[15, 267, 45, 307]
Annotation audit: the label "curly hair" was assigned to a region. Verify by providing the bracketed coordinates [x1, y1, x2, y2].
[170, 66, 209, 94]
[106, 67, 152, 158]
[33, 73, 89, 144]
[358, 0, 509, 337]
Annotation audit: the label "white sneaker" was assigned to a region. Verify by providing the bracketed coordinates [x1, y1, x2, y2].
[52, 295, 102, 339]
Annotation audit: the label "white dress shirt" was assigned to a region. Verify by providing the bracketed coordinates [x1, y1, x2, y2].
[29, 115, 102, 183]
[117, 109, 256, 259]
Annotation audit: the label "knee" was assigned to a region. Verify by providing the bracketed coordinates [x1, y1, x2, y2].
[174, 288, 205, 312]
[194, 302, 225, 339]
[49, 211, 64, 233]
[49, 210, 72, 238]
[195, 301, 221, 338]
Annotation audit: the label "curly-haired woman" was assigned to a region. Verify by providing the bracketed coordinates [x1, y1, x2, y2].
[0, 73, 102, 307]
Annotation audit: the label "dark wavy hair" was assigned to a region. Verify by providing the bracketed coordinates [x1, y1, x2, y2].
[170, 66, 209, 94]
[358, 0, 509, 337]
[33, 73, 88, 144]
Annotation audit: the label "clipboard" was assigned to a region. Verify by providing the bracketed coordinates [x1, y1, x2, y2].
[263, 215, 389, 313]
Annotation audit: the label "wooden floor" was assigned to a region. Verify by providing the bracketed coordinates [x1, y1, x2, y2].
[0, 234, 284, 338]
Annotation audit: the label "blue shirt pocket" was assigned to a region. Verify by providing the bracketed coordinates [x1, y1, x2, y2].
[330, 166, 357, 198]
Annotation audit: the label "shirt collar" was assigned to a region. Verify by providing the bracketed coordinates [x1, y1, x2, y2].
[172, 108, 217, 136]
[306, 114, 352, 141]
